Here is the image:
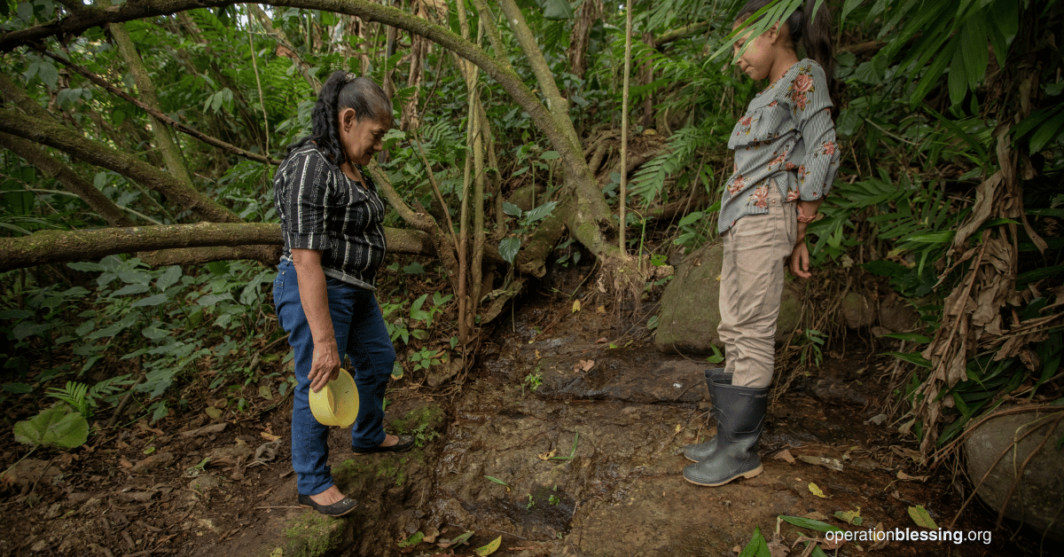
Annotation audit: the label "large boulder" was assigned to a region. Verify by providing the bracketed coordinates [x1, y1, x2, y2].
[654, 242, 801, 354]
[964, 410, 1064, 540]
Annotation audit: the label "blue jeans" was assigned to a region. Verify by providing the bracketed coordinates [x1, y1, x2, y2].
[273, 259, 395, 496]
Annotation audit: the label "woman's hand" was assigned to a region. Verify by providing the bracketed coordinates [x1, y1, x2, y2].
[309, 341, 341, 393]
[789, 240, 812, 279]
[293, 248, 339, 393]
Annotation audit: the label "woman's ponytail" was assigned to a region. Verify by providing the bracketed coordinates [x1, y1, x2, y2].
[287, 70, 392, 166]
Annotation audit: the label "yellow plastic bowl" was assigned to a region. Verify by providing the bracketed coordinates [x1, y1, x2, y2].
[308, 368, 359, 428]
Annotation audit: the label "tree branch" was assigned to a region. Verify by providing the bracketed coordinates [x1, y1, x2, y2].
[39, 48, 281, 166]
[0, 223, 434, 272]
[0, 132, 137, 227]
[0, 107, 242, 224]
[0, 0, 621, 262]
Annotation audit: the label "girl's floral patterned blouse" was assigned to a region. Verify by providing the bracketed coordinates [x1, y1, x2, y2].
[718, 59, 840, 234]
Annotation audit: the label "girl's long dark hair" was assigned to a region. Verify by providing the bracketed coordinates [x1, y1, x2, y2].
[288, 71, 392, 166]
[737, 0, 834, 88]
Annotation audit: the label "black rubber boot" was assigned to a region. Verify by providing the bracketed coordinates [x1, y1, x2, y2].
[682, 382, 768, 486]
[682, 369, 731, 462]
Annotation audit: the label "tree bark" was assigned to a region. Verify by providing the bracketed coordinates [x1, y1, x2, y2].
[99, 0, 197, 191]
[0, 132, 136, 227]
[0, 0, 626, 270]
[0, 107, 241, 224]
[0, 223, 433, 272]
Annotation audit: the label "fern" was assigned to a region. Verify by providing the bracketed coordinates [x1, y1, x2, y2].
[46, 375, 132, 419]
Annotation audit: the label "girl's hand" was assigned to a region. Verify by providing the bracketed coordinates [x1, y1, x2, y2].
[789, 241, 812, 279]
[309, 341, 341, 393]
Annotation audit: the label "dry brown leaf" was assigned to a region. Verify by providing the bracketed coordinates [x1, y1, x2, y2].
[119, 456, 133, 469]
[768, 531, 790, 557]
[896, 470, 929, 482]
[773, 449, 796, 464]
[260, 431, 281, 442]
[537, 449, 557, 461]
[573, 359, 595, 372]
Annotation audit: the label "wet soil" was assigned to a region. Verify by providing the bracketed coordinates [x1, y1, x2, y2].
[0, 278, 1050, 557]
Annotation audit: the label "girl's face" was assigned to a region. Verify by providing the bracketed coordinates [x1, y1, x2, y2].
[731, 20, 782, 81]
[339, 109, 390, 166]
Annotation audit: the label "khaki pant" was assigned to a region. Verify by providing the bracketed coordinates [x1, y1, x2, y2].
[718, 184, 797, 388]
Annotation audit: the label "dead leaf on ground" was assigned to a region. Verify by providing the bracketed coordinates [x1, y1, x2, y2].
[865, 413, 888, 425]
[897, 470, 929, 482]
[119, 457, 133, 469]
[595, 337, 607, 343]
[136, 421, 165, 436]
[808, 482, 828, 498]
[573, 359, 595, 373]
[803, 511, 830, 522]
[537, 449, 557, 461]
[179, 423, 227, 439]
[572, 300, 581, 313]
[773, 449, 796, 464]
[797, 455, 844, 472]
[260, 431, 280, 442]
[768, 531, 790, 557]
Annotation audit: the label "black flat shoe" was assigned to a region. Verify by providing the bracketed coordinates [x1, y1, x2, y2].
[298, 493, 358, 517]
[352, 435, 415, 455]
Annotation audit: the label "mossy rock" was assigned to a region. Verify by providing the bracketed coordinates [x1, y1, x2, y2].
[388, 404, 446, 439]
[264, 512, 352, 557]
[654, 242, 801, 354]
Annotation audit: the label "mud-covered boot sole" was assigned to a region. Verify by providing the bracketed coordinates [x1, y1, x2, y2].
[682, 464, 763, 487]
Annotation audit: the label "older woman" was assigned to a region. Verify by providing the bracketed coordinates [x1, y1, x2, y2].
[272, 71, 412, 517]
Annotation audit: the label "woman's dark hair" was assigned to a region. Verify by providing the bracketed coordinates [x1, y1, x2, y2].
[288, 71, 392, 166]
[736, 0, 834, 87]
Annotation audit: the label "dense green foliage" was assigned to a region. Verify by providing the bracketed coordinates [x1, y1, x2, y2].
[0, 0, 1062, 461]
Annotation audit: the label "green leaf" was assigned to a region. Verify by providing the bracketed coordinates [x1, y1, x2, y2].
[0, 308, 34, 320]
[499, 237, 521, 265]
[778, 515, 844, 533]
[75, 320, 95, 337]
[737, 527, 770, 557]
[132, 294, 169, 308]
[880, 332, 931, 343]
[112, 283, 150, 297]
[67, 261, 104, 272]
[541, 0, 574, 20]
[888, 351, 933, 368]
[13, 405, 89, 449]
[502, 202, 523, 218]
[17, 1, 32, 22]
[484, 475, 509, 486]
[524, 201, 558, 223]
[1, 382, 33, 394]
[907, 505, 939, 529]
[911, 39, 958, 108]
[1029, 109, 1064, 153]
[36, 60, 58, 90]
[473, 535, 502, 556]
[398, 532, 423, 548]
[141, 324, 171, 340]
[841, 0, 863, 25]
[198, 293, 234, 307]
[540, 150, 560, 160]
[959, 16, 988, 91]
[948, 43, 969, 107]
[157, 266, 182, 291]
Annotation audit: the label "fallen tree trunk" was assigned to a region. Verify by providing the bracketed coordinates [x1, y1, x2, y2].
[0, 223, 434, 272]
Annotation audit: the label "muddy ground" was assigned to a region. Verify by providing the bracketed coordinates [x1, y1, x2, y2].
[0, 268, 1051, 557]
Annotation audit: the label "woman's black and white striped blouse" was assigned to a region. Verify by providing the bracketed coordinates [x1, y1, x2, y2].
[273, 144, 387, 290]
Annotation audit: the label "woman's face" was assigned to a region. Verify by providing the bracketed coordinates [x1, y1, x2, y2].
[339, 109, 390, 166]
[731, 20, 779, 81]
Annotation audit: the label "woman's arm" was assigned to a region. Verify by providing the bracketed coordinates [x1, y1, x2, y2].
[292, 248, 340, 392]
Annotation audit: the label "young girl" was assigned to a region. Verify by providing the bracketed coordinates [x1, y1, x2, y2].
[682, 0, 839, 487]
